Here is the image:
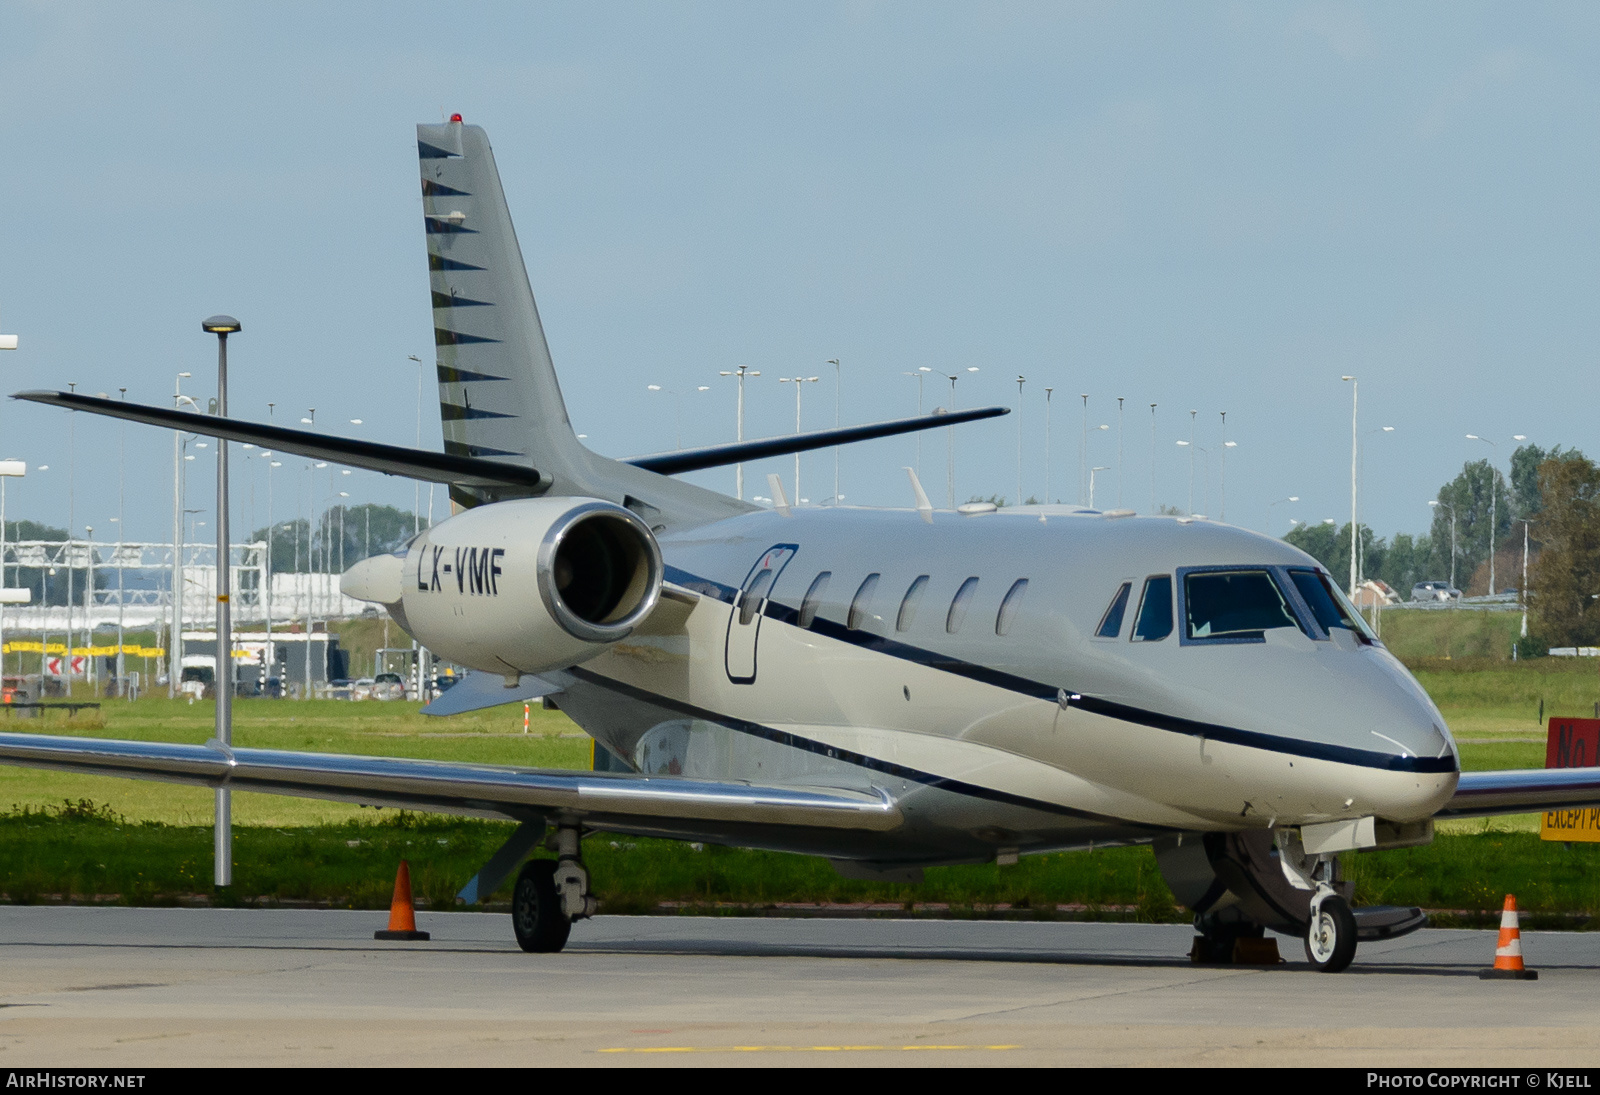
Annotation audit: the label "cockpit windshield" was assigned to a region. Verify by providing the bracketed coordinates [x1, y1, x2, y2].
[1183, 569, 1305, 642]
[1287, 567, 1377, 643]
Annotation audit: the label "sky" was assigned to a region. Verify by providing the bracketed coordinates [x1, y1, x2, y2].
[2, 1, 1598, 551]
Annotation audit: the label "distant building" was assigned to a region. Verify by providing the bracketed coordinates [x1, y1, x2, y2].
[1350, 579, 1400, 608]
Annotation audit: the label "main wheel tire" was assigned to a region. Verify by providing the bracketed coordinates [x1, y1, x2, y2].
[512, 859, 572, 954]
[1304, 895, 1358, 973]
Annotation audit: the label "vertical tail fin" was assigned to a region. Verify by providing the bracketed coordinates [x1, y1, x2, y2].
[416, 118, 749, 528]
[418, 119, 585, 505]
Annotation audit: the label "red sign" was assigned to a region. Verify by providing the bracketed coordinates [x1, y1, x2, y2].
[1541, 717, 1600, 841]
[1546, 717, 1600, 770]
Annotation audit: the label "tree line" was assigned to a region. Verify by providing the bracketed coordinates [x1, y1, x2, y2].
[1284, 443, 1600, 648]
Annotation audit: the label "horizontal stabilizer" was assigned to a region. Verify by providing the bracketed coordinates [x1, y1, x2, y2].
[421, 672, 560, 717]
[628, 405, 1010, 476]
[12, 390, 545, 491]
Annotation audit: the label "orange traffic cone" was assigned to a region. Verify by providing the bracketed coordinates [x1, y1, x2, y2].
[374, 859, 431, 941]
[1479, 894, 1536, 980]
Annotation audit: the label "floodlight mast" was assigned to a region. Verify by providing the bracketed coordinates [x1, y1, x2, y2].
[202, 314, 240, 890]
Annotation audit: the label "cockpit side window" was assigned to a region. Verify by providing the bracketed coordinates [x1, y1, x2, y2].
[1131, 576, 1173, 642]
[1096, 582, 1132, 638]
[1182, 569, 1305, 642]
[1287, 567, 1377, 644]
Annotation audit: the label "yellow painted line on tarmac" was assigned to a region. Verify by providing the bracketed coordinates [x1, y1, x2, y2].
[599, 1044, 1020, 1054]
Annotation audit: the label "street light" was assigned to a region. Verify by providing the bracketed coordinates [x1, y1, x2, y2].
[1342, 376, 1357, 594]
[0, 460, 27, 685]
[170, 372, 193, 699]
[901, 367, 932, 477]
[1089, 467, 1110, 508]
[1268, 495, 1300, 532]
[1043, 388, 1054, 503]
[943, 368, 979, 507]
[1429, 499, 1458, 592]
[1014, 376, 1025, 506]
[778, 375, 821, 503]
[717, 366, 760, 500]
[201, 313, 240, 891]
[827, 359, 842, 504]
[1466, 434, 1501, 595]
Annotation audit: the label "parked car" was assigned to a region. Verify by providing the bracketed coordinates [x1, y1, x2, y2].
[1411, 580, 1461, 602]
[372, 672, 406, 700]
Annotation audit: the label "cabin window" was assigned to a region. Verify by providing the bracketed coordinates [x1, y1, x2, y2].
[897, 575, 929, 632]
[1183, 569, 1304, 642]
[798, 571, 830, 628]
[946, 577, 979, 634]
[1096, 582, 1132, 638]
[996, 579, 1028, 636]
[1287, 567, 1376, 643]
[1131, 576, 1173, 642]
[738, 568, 775, 626]
[848, 573, 881, 631]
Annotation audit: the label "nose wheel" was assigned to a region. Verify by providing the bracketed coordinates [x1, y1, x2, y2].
[1304, 892, 1357, 973]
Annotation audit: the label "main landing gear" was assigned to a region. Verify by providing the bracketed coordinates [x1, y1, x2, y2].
[511, 823, 595, 954]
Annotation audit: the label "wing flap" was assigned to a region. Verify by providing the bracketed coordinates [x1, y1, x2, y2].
[0, 732, 902, 831]
[1438, 766, 1600, 819]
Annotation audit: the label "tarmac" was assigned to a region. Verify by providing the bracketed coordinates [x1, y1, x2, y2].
[0, 907, 1595, 1067]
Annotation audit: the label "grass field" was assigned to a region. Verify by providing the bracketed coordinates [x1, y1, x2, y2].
[0, 640, 1595, 916]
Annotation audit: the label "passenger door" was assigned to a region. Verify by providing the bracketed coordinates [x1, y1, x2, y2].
[725, 545, 797, 684]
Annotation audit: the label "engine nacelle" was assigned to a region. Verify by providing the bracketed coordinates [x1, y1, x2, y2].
[393, 497, 662, 676]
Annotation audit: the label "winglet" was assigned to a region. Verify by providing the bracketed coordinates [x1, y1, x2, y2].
[904, 467, 934, 524]
[767, 473, 792, 517]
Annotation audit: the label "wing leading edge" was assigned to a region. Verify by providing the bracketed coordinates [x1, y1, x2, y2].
[0, 732, 902, 833]
[1438, 766, 1600, 819]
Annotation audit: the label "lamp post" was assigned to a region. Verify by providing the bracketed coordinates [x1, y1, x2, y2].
[1186, 411, 1197, 515]
[646, 384, 710, 450]
[1520, 518, 1534, 638]
[116, 388, 127, 695]
[0, 461, 26, 685]
[1430, 499, 1458, 593]
[944, 368, 979, 507]
[1043, 388, 1054, 503]
[201, 313, 240, 891]
[901, 368, 932, 477]
[1089, 467, 1110, 508]
[1219, 411, 1235, 523]
[778, 375, 820, 502]
[170, 373, 193, 698]
[827, 359, 842, 504]
[717, 366, 760, 500]
[1354, 425, 1395, 582]
[1465, 434, 1500, 596]
[1267, 495, 1299, 532]
[1014, 375, 1025, 506]
[1116, 397, 1125, 508]
[1079, 395, 1088, 505]
[1342, 376, 1357, 594]
[1149, 404, 1157, 514]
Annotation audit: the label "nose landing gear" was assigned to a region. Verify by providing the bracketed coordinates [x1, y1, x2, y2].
[1304, 888, 1358, 973]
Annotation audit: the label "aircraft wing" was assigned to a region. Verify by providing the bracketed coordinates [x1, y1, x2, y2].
[1436, 766, 1600, 819]
[0, 732, 902, 833]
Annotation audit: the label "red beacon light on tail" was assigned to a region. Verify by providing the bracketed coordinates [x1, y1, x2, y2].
[450, 113, 463, 123]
